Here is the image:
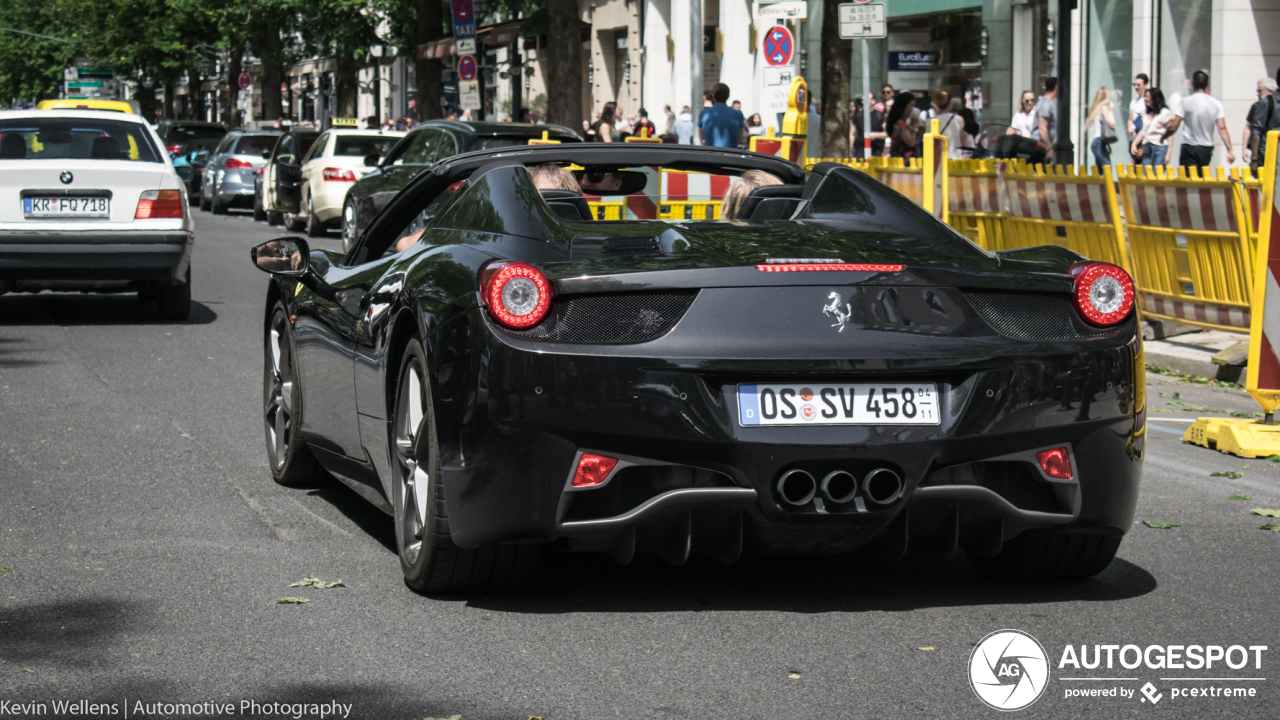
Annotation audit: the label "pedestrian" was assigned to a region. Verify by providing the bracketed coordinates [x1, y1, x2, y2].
[926, 90, 964, 158]
[675, 105, 694, 144]
[1176, 70, 1234, 168]
[957, 107, 980, 157]
[1249, 75, 1280, 169]
[1010, 91, 1036, 137]
[596, 102, 618, 142]
[1086, 87, 1117, 169]
[1244, 78, 1277, 167]
[1033, 78, 1058, 145]
[806, 99, 821, 155]
[634, 108, 657, 138]
[732, 100, 742, 112]
[698, 83, 746, 148]
[886, 91, 918, 158]
[1128, 73, 1149, 161]
[663, 104, 676, 135]
[1131, 87, 1177, 166]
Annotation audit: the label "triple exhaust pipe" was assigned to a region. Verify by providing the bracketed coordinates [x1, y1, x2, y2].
[775, 467, 903, 508]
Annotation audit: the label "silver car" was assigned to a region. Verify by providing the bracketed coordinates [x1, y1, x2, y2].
[200, 131, 279, 214]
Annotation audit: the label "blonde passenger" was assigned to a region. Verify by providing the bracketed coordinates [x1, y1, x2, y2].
[530, 164, 581, 193]
[719, 170, 784, 220]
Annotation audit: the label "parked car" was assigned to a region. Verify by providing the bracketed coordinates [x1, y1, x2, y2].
[172, 137, 221, 196]
[198, 130, 280, 214]
[259, 129, 321, 228]
[249, 144, 1142, 593]
[288, 128, 404, 236]
[340, 121, 580, 251]
[0, 110, 194, 319]
[154, 120, 227, 156]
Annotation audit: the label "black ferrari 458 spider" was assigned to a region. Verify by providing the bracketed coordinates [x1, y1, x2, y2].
[250, 144, 1144, 593]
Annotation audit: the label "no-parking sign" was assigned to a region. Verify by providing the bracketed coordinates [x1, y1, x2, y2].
[451, 0, 477, 55]
[762, 26, 794, 67]
[457, 55, 477, 82]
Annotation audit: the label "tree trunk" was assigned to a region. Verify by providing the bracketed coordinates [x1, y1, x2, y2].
[188, 66, 205, 121]
[227, 43, 244, 128]
[544, 0, 582, 129]
[164, 81, 177, 120]
[256, 25, 285, 121]
[136, 81, 159, 123]
[818, 0, 852, 157]
[414, 0, 445, 121]
[336, 53, 358, 118]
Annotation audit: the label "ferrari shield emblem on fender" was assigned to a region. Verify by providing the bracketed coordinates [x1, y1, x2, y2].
[823, 291, 852, 331]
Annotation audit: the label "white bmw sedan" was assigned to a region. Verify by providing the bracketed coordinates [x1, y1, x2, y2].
[0, 110, 195, 320]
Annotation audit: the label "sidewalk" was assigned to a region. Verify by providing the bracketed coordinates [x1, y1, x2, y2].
[1144, 323, 1249, 383]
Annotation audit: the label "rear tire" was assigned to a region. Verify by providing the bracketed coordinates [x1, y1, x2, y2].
[392, 338, 539, 594]
[253, 188, 267, 222]
[304, 195, 324, 237]
[267, 210, 283, 226]
[199, 190, 210, 212]
[264, 303, 323, 487]
[210, 183, 226, 215]
[156, 269, 191, 321]
[282, 210, 303, 232]
[968, 529, 1121, 580]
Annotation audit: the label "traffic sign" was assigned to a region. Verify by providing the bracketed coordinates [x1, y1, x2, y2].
[838, 3, 886, 39]
[238, 72, 252, 90]
[452, 0, 471, 20]
[762, 26, 794, 67]
[457, 55, 477, 82]
[450, 0, 477, 55]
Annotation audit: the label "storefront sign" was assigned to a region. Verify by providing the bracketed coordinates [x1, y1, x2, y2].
[756, 0, 807, 19]
[888, 51, 940, 71]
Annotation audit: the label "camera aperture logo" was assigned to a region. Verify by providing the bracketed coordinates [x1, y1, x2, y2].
[969, 629, 1051, 711]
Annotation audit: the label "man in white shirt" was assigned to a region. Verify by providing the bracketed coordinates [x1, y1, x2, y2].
[1177, 70, 1235, 168]
[1128, 73, 1149, 138]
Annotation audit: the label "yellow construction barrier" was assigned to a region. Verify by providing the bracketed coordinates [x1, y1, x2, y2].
[946, 159, 1005, 249]
[870, 157, 926, 207]
[1118, 165, 1252, 333]
[995, 163, 1129, 269]
[1232, 166, 1264, 260]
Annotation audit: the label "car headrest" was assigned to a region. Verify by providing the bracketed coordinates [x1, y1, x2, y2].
[90, 136, 122, 160]
[0, 134, 26, 159]
[737, 184, 803, 220]
[540, 189, 593, 222]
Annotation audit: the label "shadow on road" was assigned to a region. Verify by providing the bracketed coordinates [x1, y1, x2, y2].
[307, 479, 396, 554]
[0, 293, 217, 325]
[467, 550, 1157, 615]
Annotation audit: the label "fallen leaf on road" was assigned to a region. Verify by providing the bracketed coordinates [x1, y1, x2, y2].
[277, 597, 310, 604]
[1269, 455, 1280, 462]
[918, 647, 935, 651]
[153, 651, 163, 655]
[0, 568, 10, 572]
[1251, 509, 1280, 518]
[1143, 521, 1180, 529]
[1211, 471, 1245, 478]
[289, 576, 345, 589]
[1228, 495, 1252, 500]
[1261, 523, 1280, 532]
[23, 668, 33, 673]
[788, 673, 801, 680]
[1243, 465, 1252, 469]
[1151, 408, 1173, 413]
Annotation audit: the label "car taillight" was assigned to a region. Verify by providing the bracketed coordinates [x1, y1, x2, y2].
[164, 144, 182, 155]
[323, 167, 357, 182]
[1072, 262, 1135, 326]
[135, 190, 184, 219]
[573, 453, 619, 487]
[256, 166, 266, 175]
[480, 260, 553, 329]
[224, 158, 253, 169]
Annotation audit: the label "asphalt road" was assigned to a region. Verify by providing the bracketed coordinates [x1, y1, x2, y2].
[1, 207, 1278, 720]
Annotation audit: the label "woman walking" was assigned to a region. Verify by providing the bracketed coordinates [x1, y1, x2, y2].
[1086, 87, 1117, 169]
[886, 91, 918, 158]
[596, 102, 618, 142]
[1130, 88, 1176, 166]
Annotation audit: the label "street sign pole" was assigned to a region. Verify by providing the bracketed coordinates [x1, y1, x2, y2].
[862, 39, 871, 159]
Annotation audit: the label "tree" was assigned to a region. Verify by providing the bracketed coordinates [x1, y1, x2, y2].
[818, 0, 852, 157]
[543, 0, 581, 127]
[0, 2, 80, 102]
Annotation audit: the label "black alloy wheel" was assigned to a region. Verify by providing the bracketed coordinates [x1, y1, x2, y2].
[263, 303, 322, 487]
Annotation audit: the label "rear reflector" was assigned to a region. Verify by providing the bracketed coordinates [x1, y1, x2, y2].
[756, 263, 904, 272]
[572, 453, 619, 487]
[135, 190, 184, 219]
[1035, 447, 1073, 480]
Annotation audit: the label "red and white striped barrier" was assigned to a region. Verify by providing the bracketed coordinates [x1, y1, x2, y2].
[949, 175, 1002, 215]
[660, 171, 733, 202]
[1144, 295, 1250, 330]
[1249, 132, 1280, 404]
[1125, 184, 1237, 233]
[1004, 178, 1114, 224]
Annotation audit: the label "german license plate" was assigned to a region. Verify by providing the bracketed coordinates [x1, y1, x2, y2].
[23, 196, 109, 218]
[738, 382, 939, 426]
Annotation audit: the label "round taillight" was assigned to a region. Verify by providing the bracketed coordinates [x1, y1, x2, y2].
[1072, 262, 1135, 326]
[480, 261, 553, 329]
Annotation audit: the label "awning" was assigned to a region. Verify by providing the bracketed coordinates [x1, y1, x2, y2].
[481, 20, 523, 47]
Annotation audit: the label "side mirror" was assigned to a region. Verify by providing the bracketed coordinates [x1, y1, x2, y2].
[363, 153, 380, 167]
[261, 148, 272, 159]
[251, 237, 311, 277]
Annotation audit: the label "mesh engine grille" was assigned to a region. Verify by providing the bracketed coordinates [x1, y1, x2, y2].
[963, 291, 1124, 341]
[506, 290, 697, 344]
[566, 465, 734, 521]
